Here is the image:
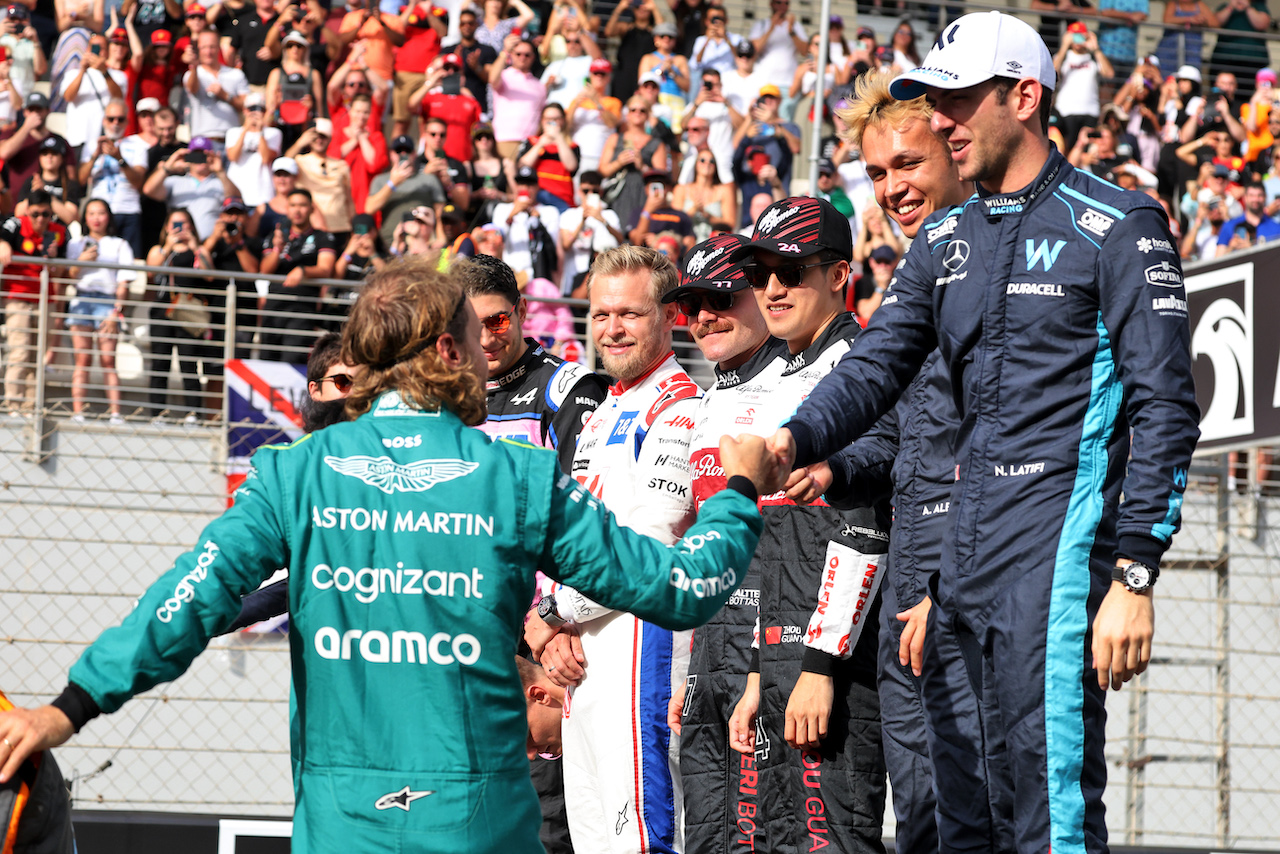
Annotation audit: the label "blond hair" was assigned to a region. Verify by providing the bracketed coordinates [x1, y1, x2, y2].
[837, 73, 934, 149]
[588, 245, 679, 306]
[341, 257, 486, 426]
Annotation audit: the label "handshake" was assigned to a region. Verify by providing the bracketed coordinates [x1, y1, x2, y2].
[717, 429, 797, 497]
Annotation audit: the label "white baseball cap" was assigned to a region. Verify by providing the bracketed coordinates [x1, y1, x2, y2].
[136, 97, 162, 114]
[272, 156, 299, 175]
[889, 11, 1055, 100]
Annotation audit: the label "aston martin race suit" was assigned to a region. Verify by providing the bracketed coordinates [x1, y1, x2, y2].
[785, 150, 1200, 853]
[680, 336, 786, 854]
[749, 313, 893, 854]
[478, 338, 607, 473]
[50, 391, 762, 854]
[549, 352, 702, 854]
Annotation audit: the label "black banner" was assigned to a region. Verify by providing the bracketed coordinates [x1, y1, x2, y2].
[1186, 242, 1280, 454]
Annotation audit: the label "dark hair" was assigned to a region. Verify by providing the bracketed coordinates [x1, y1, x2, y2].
[992, 76, 1052, 135]
[702, 68, 721, 82]
[307, 332, 344, 384]
[26, 189, 52, 209]
[289, 188, 314, 204]
[457, 253, 521, 305]
[1242, 178, 1265, 193]
[164, 207, 201, 240]
[81, 198, 115, 236]
[580, 169, 603, 185]
[425, 116, 449, 132]
[155, 106, 178, 123]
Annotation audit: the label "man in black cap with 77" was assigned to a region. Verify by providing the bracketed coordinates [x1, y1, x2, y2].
[767, 11, 1200, 853]
[725, 196, 893, 854]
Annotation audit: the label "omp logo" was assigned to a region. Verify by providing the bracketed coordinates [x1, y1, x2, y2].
[1145, 261, 1182, 287]
[1025, 239, 1066, 272]
[155, 540, 220, 623]
[685, 245, 725, 277]
[668, 563, 737, 598]
[756, 203, 802, 235]
[325, 456, 478, 494]
[927, 217, 957, 242]
[943, 240, 970, 271]
[1078, 209, 1114, 236]
[1188, 264, 1253, 442]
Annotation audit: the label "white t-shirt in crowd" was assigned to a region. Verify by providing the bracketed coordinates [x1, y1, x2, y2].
[492, 201, 561, 275]
[184, 65, 250, 138]
[748, 18, 805, 85]
[722, 68, 765, 115]
[558, 205, 620, 293]
[86, 134, 148, 215]
[687, 101, 735, 185]
[225, 125, 284, 207]
[1055, 50, 1103, 118]
[60, 67, 128, 148]
[571, 105, 615, 170]
[542, 55, 593, 109]
[66, 234, 134, 295]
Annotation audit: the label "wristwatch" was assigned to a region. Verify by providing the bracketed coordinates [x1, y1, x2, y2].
[1113, 561, 1159, 593]
[537, 593, 567, 627]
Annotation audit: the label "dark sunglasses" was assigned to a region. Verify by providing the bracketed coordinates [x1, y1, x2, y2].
[746, 258, 834, 289]
[481, 305, 517, 334]
[104, 115, 126, 123]
[676, 290, 735, 316]
[319, 373, 354, 393]
[708, 16, 725, 24]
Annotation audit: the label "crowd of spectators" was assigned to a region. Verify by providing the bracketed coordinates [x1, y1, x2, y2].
[0, 0, 1273, 419]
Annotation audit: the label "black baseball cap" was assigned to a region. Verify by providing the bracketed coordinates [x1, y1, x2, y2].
[221, 196, 249, 213]
[735, 40, 755, 58]
[390, 134, 416, 153]
[515, 164, 538, 184]
[664, 233, 753, 302]
[352, 213, 375, 234]
[39, 135, 66, 153]
[747, 197, 852, 260]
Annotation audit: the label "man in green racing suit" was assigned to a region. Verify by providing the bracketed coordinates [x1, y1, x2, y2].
[0, 257, 778, 854]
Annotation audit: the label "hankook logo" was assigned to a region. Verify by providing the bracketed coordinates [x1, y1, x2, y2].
[943, 240, 971, 271]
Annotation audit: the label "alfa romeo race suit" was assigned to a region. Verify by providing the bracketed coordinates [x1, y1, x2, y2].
[749, 313, 892, 854]
[49, 391, 763, 854]
[785, 150, 1200, 853]
[477, 338, 606, 854]
[549, 351, 702, 854]
[478, 338, 608, 473]
[680, 336, 787, 854]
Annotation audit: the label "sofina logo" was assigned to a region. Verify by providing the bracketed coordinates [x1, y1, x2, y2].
[1025, 239, 1066, 272]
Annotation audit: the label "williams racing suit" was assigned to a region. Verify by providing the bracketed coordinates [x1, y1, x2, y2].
[750, 313, 893, 854]
[49, 392, 764, 854]
[785, 150, 1200, 854]
[478, 338, 608, 473]
[549, 351, 702, 854]
[680, 336, 787, 854]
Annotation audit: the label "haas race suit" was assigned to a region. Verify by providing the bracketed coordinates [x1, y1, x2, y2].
[786, 150, 1200, 853]
[752, 313, 893, 854]
[51, 391, 764, 854]
[551, 352, 702, 854]
[680, 335, 787, 854]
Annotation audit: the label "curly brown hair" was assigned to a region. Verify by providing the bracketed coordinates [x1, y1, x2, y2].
[340, 257, 486, 426]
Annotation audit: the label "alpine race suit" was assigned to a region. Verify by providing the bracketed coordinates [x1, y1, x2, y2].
[681, 335, 787, 854]
[549, 352, 702, 854]
[750, 313, 892, 854]
[478, 338, 608, 473]
[478, 338, 606, 854]
[49, 391, 763, 854]
[784, 150, 1200, 854]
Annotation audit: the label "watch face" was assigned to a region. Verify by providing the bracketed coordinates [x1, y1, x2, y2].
[1125, 564, 1152, 590]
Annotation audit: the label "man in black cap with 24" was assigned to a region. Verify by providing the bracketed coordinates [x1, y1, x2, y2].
[725, 197, 893, 854]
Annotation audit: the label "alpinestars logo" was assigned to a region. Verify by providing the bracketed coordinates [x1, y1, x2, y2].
[325, 456, 478, 494]
[616, 801, 630, 835]
[685, 245, 725, 277]
[375, 786, 436, 811]
[757, 203, 802, 235]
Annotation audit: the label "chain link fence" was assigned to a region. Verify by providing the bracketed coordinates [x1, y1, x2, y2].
[2, 255, 1279, 845]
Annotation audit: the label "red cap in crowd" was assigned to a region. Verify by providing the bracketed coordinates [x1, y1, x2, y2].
[589, 58, 612, 75]
[109, 27, 128, 43]
[187, 4, 207, 16]
[151, 29, 173, 45]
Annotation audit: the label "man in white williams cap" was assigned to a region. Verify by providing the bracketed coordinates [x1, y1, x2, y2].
[766, 11, 1200, 854]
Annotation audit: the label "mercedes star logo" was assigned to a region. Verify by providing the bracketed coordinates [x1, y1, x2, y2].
[943, 240, 970, 271]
